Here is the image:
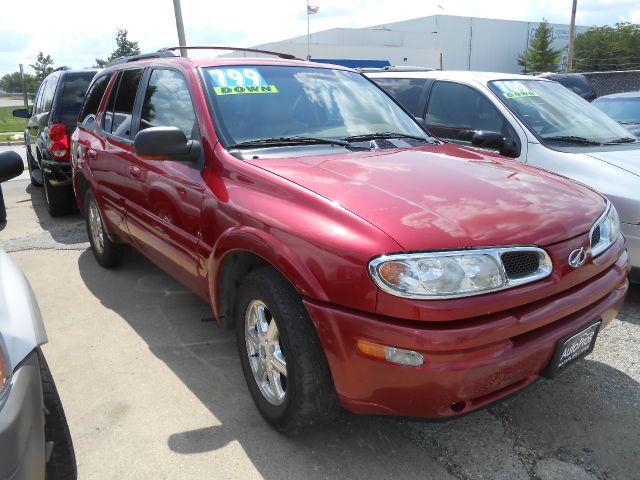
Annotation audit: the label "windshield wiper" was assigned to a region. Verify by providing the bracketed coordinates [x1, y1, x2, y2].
[342, 132, 432, 143]
[603, 136, 638, 144]
[227, 136, 350, 149]
[541, 135, 602, 146]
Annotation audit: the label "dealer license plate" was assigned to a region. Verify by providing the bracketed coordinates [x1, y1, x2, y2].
[543, 320, 601, 378]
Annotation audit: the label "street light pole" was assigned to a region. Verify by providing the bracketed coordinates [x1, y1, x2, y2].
[567, 0, 577, 72]
[173, 0, 188, 57]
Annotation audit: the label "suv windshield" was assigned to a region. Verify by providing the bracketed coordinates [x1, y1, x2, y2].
[488, 79, 636, 145]
[204, 65, 431, 148]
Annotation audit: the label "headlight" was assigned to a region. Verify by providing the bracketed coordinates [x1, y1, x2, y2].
[590, 203, 621, 257]
[368, 247, 552, 299]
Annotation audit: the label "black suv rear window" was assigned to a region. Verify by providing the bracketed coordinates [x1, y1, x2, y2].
[59, 72, 96, 126]
[79, 74, 113, 127]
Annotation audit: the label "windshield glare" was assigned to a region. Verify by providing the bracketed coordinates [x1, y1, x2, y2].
[204, 65, 429, 146]
[488, 79, 634, 144]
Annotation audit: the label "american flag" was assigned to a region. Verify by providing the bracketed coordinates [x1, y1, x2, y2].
[307, 5, 319, 14]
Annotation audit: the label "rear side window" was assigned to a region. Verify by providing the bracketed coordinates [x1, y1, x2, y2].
[139, 69, 199, 140]
[372, 78, 427, 116]
[79, 74, 113, 128]
[104, 69, 143, 139]
[42, 76, 59, 113]
[59, 72, 96, 126]
[33, 80, 47, 115]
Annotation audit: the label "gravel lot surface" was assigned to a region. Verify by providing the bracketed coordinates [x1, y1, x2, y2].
[1, 152, 638, 480]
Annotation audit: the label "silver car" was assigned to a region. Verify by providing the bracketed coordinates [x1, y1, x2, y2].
[366, 70, 640, 278]
[0, 150, 76, 479]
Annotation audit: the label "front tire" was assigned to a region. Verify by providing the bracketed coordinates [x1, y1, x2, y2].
[37, 349, 77, 480]
[84, 190, 121, 268]
[236, 267, 339, 435]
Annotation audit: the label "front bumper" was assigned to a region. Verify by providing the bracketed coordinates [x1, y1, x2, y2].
[0, 350, 45, 480]
[305, 249, 629, 418]
[42, 159, 72, 187]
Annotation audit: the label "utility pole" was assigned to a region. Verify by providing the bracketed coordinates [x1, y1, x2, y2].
[172, 0, 188, 57]
[19, 64, 28, 107]
[567, 0, 577, 72]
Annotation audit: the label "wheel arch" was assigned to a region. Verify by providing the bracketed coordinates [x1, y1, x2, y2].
[209, 227, 331, 330]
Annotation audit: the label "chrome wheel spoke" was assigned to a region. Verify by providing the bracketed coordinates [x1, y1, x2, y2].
[266, 319, 279, 343]
[270, 349, 287, 377]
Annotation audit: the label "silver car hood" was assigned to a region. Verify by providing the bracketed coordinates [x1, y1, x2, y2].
[585, 149, 640, 177]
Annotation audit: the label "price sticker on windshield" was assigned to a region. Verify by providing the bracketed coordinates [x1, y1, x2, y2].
[208, 68, 279, 95]
[493, 81, 538, 99]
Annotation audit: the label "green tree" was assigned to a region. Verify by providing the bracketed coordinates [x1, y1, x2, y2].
[574, 22, 640, 71]
[517, 20, 562, 73]
[0, 72, 37, 94]
[29, 52, 55, 83]
[95, 29, 141, 67]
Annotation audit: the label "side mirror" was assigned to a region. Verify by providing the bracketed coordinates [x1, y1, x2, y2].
[12, 108, 31, 119]
[0, 151, 24, 223]
[0, 151, 24, 183]
[472, 130, 505, 149]
[472, 130, 519, 158]
[133, 127, 201, 162]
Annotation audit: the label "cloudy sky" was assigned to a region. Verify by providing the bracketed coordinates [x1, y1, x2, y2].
[1, 0, 639, 77]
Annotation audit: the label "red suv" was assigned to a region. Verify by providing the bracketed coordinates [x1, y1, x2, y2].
[71, 48, 629, 434]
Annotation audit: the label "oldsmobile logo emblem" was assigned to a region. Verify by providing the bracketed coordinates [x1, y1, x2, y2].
[568, 247, 588, 268]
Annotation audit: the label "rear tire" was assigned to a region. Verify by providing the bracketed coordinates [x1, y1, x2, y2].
[236, 267, 339, 435]
[84, 190, 121, 268]
[43, 174, 73, 217]
[37, 348, 77, 480]
[27, 148, 42, 187]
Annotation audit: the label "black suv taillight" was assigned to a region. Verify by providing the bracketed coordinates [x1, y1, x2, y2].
[48, 123, 69, 161]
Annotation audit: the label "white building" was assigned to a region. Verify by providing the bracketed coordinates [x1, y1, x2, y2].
[253, 15, 590, 73]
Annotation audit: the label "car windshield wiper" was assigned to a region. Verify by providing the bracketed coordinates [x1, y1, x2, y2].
[603, 136, 638, 144]
[341, 132, 432, 143]
[227, 136, 350, 149]
[541, 135, 602, 146]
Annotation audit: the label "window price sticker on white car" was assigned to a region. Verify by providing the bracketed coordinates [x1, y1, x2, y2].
[493, 80, 539, 99]
[543, 319, 601, 378]
[208, 68, 279, 95]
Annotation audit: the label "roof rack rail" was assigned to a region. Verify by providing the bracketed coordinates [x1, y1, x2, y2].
[158, 46, 299, 60]
[105, 51, 177, 67]
[54, 66, 71, 72]
[358, 65, 435, 73]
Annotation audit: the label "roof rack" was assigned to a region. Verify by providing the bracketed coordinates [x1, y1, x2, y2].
[158, 46, 298, 60]
[54, 66, 71, 72]
[358, 65, 435, 73]
[105, 51, 177, 67]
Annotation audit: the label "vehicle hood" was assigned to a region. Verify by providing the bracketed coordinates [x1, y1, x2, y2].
[249, 145, 606, 251]
[584, 148, 640, 177]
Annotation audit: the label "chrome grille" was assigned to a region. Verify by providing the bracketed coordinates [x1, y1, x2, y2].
[500, 251, 541, 280]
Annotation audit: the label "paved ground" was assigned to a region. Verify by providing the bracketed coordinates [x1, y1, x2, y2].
[1, 156, 639, 479]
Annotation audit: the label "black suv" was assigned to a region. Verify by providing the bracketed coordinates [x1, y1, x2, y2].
[13, 68, 97, 216]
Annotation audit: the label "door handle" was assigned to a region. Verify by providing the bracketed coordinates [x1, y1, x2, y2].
[129, 165, 141, 178]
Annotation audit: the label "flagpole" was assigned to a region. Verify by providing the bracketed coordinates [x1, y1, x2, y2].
[307, 0, 310, 60]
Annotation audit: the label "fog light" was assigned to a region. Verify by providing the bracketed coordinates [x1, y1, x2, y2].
[356, 340, 424, 367]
